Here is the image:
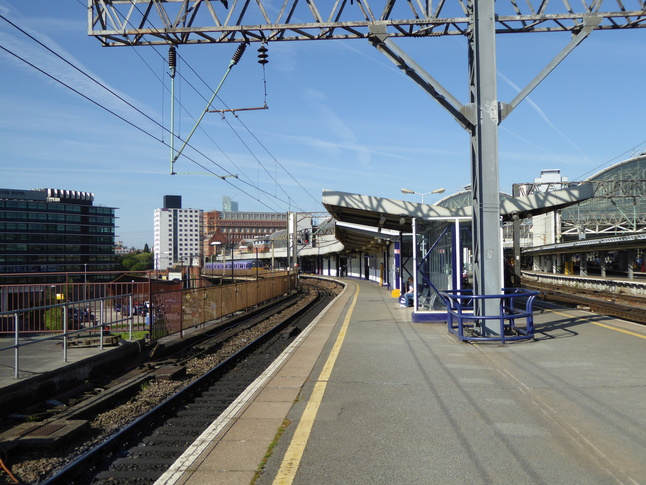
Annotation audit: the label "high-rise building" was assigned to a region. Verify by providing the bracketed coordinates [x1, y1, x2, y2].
[154, 196, 203, 271]
[222, 195, 238, 212]
[0, 187, 118, 283]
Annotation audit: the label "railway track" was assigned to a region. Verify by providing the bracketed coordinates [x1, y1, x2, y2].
[1, 279, 340, 485]
[523, 281, 646, 324]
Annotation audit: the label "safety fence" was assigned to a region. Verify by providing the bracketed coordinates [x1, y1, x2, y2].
[440, 288, 539, 343]
[0, 279, 158, 334]
[0, 272, 297, 379]
[149, 273, 298, 340]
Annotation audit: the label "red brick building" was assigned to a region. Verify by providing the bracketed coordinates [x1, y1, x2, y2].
[203, 211, 287, 258]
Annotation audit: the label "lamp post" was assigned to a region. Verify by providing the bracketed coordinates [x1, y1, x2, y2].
[401, 187, 445, 204]
[209, 241, 221, 278]
[209, 241, 221, 262]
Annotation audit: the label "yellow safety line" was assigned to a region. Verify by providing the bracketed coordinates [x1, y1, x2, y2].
[546, 309, 646, 340]
[273, 282, 360, 485]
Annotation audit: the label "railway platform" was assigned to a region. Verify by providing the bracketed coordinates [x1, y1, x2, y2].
[2, 277, 646, 484]
[157, 277, 646, 485]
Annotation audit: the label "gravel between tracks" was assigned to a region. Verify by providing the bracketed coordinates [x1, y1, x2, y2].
[2, 281, 336, 484]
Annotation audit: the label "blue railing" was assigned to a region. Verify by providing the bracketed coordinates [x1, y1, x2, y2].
[440, 288, 539, 343]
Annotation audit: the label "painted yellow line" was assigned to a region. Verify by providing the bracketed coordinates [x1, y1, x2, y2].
[273, 282, 360, 485]
[546, 309, 646, 340]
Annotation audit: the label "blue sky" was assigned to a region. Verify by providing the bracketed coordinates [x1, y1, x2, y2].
[2, 1, 645, 249]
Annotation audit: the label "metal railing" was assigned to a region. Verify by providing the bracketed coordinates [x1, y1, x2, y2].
[0, 278, 154, 334]
[0, 273, 298, 379]
[149, 273, 298, 340]
[440, 288, 539, 343]
[0, 294, 141, 379]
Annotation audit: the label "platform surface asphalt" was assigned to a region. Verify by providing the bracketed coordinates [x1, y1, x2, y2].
[3, 278, 646, 485]
[151, 278, 646, 485]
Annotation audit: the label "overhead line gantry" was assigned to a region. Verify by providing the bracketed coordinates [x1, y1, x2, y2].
[88, 0, 646, 336]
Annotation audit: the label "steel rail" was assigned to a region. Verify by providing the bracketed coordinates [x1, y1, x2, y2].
[526, 283, 646, 324]
[40, 284, 334, 485]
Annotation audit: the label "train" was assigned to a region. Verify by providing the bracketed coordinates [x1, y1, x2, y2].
[204, 260, 262, 271]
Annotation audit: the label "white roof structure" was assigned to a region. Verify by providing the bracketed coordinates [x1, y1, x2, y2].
[322, 185, 594, 252]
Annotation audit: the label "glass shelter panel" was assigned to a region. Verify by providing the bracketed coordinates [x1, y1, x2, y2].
[414, 219, 472, 313]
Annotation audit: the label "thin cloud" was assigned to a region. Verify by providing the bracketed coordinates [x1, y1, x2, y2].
[0, 14, 160, 133]
[303, 88, 372, 168]
[498, 71, 591, 163]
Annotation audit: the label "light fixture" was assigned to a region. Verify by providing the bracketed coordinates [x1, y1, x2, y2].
[401, 187, 445, 204]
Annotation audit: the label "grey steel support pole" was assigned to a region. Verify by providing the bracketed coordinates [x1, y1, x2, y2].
[100, 299, 105, 350]
[271, 240, 275, 271]
[169, 46, 176, 173]
[129, 295, 133, 338]
[63, 304, 69, 362]
[512, 213, 521, 286]
[14, 313, 19, 379]
[627, 248, 636, 280]
[469, 0, 503, 335]
[291, 212, 297, 271]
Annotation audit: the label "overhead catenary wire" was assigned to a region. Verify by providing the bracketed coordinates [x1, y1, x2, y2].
[170, 42, 248, 175]
[0, 32, 288, 214]
[575, 139, 646, 181]
[176, 49, 323, 211]
[105, 1, 320, 213]
[112, 0, 317, 212]
[1, 15, 298, 214]
[3, 8, 319, 214]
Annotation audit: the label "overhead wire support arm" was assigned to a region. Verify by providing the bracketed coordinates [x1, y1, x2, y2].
[499, 16, 602, 122]
[209, 43, 270, 116]
[208, 105, 268, 115]
[170, 42, 248, 175]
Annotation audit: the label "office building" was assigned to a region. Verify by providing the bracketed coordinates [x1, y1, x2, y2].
[222, 195, 238, 212]
[0, 187, 118, 283]
[154, 196, 203, 271]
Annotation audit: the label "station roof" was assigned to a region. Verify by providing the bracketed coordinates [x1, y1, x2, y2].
[322, 185, 594, 252]
[522, 233, 646, 255]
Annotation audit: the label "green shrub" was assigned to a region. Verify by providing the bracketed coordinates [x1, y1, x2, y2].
[44, 308, 63, 331]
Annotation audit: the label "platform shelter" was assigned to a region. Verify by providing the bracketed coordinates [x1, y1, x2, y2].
[322, 185, 593, 339]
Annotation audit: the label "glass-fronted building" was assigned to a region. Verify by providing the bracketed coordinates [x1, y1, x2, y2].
[0, 188, 118, 282]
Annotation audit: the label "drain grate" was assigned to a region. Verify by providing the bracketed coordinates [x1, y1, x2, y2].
[20, 423, 66, 437]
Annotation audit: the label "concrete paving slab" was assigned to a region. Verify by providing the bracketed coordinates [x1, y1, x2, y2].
[221, 418, 284, 442]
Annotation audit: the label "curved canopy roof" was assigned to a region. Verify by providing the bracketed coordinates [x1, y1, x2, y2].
[323, 185, 594, 251]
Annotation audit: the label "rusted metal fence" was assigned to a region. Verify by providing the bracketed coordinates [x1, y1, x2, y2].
[0, 272, 297, 379]
[1, 272, 297, 339]
[149, 273, 298, 340]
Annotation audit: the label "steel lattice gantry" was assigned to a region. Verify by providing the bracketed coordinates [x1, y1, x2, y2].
[88, 0, 646, 45]
[88, 0, 646, 334]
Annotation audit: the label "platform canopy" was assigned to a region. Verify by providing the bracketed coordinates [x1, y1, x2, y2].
[523, 233, 646, 256]
[332, 222, 402, 254]
[323, 185, 594, 251]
